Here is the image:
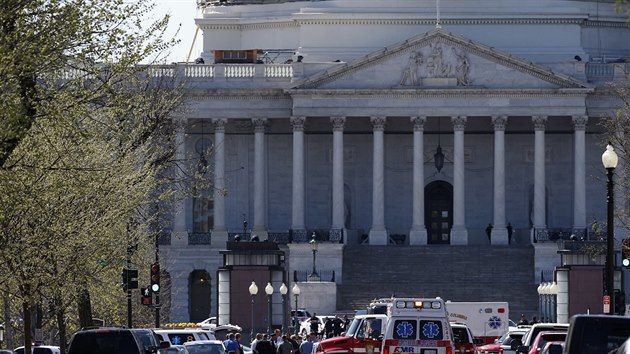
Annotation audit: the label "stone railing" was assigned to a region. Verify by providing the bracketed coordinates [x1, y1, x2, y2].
[144, 64, 293, 79]
[585, 62, 629, 82]
[534, 228, 588, 242]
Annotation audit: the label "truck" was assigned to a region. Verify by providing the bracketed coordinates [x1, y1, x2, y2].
[317, 298, 454, 354]
[444, 301, 509, 345]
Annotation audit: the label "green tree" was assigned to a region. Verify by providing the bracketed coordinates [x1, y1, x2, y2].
[0, 0, 200, 352]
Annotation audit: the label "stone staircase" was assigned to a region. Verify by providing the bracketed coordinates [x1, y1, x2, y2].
[337, 244, 538, 319]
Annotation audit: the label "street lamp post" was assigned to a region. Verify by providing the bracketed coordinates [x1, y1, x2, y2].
[249, 281, 258, 340]
[265, 282, 274, 334]
[292, 283, 301, 334]
[537, 283, 544, 322]
[280, 283, 288, 334]
[309, 233, 320, 281]
[549, 282, 559, 322]
[602, 143, 618, 314]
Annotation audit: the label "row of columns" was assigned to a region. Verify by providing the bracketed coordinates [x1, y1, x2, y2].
[172, 115, 589, 246]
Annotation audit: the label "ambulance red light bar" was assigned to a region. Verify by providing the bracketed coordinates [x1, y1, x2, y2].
[395, 300, 442, 309]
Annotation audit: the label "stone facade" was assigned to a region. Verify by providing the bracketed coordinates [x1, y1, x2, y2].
[158, 0, 630, 324]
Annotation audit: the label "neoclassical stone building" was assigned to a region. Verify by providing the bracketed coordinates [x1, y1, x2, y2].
[158, 0, 630, 326]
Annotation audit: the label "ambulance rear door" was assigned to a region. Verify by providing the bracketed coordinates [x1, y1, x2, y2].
[383, 317, 453, 354]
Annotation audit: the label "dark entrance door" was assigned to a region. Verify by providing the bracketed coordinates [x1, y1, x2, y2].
[189, 270, 211, 322]
[425, 181, 453, 244]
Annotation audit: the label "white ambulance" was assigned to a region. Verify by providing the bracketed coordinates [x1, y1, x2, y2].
[381, 298, 454, 354]
[444, 301, 509, 345]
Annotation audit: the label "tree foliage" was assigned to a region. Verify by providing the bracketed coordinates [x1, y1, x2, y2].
[0, 0, 199, 350]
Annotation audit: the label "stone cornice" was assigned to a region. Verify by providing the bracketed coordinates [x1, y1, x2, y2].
[288, 88, 593, 98]
[189, 89, 291, 100]
[197, 18, 627, 30]
[291, 28, 593, 90]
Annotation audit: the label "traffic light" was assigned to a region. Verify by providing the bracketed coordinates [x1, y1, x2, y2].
[121, 268, 138, 291]
[150, 263, 160, 294]
[141, 287, 152, 306]
[622, 238, 630, 268]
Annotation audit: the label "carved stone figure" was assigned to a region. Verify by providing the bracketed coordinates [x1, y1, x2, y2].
[456, 51, 471, 86]
[400, 51, 423, 86]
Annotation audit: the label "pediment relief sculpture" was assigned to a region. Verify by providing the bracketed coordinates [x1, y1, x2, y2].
[399, 44, 471, 87]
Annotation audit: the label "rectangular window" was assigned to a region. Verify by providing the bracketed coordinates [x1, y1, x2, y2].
[418, 320, 444, 340]
[392, 320, 417, 340]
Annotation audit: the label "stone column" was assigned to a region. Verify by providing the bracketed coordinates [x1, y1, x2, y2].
[369, 116, 388, 245]
[331, 117, 346, 231]
[532, 116, 548, 232]
[211, 118, 228, 245]
[573, 116, 588, 232]
[410, 116, 428, 245]
[252, 118, 268, 238]
[451, 116, 468, 245]
[172, 118, 188, 246]
[291, 116, 306, 234]
[491, 116, 509, 245]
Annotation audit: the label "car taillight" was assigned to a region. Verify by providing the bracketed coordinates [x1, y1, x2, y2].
[383, 346, 389, 354]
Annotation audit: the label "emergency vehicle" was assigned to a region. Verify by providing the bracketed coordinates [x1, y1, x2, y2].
[316, 313, 387, 354]
[381, 298, 454, 354]
[444, 301, 509, 345]
[317, 298, 454, 354]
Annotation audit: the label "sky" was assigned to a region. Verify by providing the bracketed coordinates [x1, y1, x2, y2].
[150, 0, 202, 63]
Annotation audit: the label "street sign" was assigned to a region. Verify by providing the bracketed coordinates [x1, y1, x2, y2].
[604, 295, 611, 314]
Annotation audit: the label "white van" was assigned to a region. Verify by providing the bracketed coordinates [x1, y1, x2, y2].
[381, 298, 454, 354]
[154, 329, 216, 346]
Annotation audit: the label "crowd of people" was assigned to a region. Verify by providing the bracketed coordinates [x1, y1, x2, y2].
[223, 314, 352, 354]
[246, 329, 317, 354]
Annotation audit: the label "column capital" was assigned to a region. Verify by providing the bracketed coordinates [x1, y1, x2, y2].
[251, 118, 268, 133]
[492, 116, 508, 131]
[331, 116, 346, 131]
[532, 116, 548, 131]
[290, 116, 306, 132]
[371, 116, 387, 131]
[452, 116, 467, 131]
[411, 116, 427, 131]
[212, 118, 227, 133]
[572, 115, 588, 130]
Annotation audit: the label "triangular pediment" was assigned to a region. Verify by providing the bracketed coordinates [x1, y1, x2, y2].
[290, 28, 590, 90]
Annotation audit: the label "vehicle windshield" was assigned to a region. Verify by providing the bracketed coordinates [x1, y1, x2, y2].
[185, 344, 225, 354]
[346, 318, 363, 337]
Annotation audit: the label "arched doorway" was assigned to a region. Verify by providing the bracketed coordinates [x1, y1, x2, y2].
[425, 180, 453, 244]
[189, 270, 211, 322]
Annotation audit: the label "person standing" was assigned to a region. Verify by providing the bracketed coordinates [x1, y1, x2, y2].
[507, 223, 513, 244]
[225, 333, 241, 354]
[251, 333, 263, 354]
[299, 333, 314, 354]
[277, 335, 295, 354]
[309, 313, 320, 336]
[486, 223, 493, 242]
[256, 334, 275, 354]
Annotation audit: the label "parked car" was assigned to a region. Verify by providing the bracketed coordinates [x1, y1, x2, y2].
[525, 331, 565, 354]
[563, 314, 630, 354]
[183, 339, 226, 354]
[161, 345, 190, 354]
[197, 317, 242, 334]
[291, 309, 312, 326]
[499, 329, 528, 354]
[68, 327, 169, 354]
[299, 315, 327, 337]
[0, 350, 15, 354]
[451, 322, 483, 354]
[14, 346, 60, 354]
[155, 329, 215, 346]
[511, 323, 568, 354]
